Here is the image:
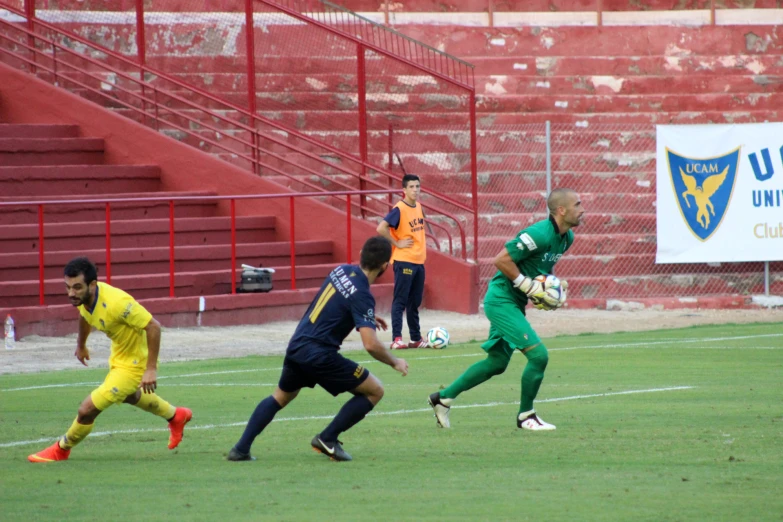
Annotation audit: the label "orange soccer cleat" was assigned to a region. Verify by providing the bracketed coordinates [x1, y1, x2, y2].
[28, 441, 71, 463]
[167, 407, 192, 450]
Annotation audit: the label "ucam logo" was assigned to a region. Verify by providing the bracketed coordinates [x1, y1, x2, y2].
[657, 123, 783, 264]
[666, 147, 740, 242]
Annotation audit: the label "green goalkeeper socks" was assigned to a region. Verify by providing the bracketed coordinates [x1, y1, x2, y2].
[519, 344, 549, 413]
[440, 349, 511, 400]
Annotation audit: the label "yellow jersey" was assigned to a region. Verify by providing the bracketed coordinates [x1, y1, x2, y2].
[384, 200, 427, 264]
[78, 282, 153, 372]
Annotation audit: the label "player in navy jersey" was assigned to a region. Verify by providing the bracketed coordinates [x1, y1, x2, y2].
[227, 236, 409, 462]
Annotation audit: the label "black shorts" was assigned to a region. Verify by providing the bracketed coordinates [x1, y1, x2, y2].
[279, 345, 369, 397]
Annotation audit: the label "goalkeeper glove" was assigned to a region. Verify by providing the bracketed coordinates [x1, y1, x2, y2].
[513, 275, 546, 301]
[535, 279, 568, 311]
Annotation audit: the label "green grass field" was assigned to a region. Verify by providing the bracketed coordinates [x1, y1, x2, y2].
[2, 322, 782, 521]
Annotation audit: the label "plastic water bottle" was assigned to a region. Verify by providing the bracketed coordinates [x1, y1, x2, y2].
[4, 315, 14, 350]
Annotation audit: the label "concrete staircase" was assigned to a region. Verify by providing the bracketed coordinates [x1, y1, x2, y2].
[0, 123, 342, 320]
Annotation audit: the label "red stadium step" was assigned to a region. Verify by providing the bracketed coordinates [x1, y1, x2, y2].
[142, 70, 782, 97]
[109, 107, 783, 132]
[152, 72, 781, 96]
[0, 165, 161, 197]
[570, 295, 771, 311]
[149, 53, 783, 78]
[0, 137, 105, 166]
[291, 128, 656, 155]
[470, 55, 783, 76]
[479, 254, 781, 278]
[479, 271, 775, 300]
[428, 170, 656, 194]
[0, 124, 80, 138]
[0, 191, 220, 225]
[233, 149, 657, 176]
[401, 25, 783, 57]
[265, 170, 656, 198]
[149, 72, 460, 94]
[94, 89, 783, 114]
[0, 241, 334, 280]
[366, 152, 657, 174]
[334, 0, 780, 11]
[476, 74, 780, 96]
[41, 0, 781, 14]
[60, 24, 783, 58]
[457, 192, 657, 213]
[475, 212, 656, 236]
[0, 265, 336, 308]
[479, 234, 658, 257]
[473, 92, 783, 114]
[0, 215, 277, 252]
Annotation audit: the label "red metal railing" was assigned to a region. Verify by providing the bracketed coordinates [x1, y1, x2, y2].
[0, 190, 461, 305]
[0, 0, 478, 261]
[283, 0, 475, 88]
[0, 11, 471, 257]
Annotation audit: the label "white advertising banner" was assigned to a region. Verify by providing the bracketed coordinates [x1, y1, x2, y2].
[656, 123, 783, 263]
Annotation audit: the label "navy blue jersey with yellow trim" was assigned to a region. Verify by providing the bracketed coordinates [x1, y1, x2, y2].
[287, 265, 376, 352]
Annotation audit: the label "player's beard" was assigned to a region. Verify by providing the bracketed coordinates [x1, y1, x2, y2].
[568, 213, 584, 227]
[70, 289, 93, 307]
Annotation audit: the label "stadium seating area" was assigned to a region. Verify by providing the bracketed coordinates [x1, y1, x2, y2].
[0, 122, 344, 308]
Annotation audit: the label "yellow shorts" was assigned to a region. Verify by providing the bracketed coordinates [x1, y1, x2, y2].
[91, 367, 144, 411]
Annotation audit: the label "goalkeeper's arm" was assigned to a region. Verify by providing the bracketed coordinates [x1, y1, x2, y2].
[492, 248, 543, 297]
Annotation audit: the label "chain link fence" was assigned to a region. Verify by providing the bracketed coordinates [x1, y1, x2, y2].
[472, 121, 779, 302]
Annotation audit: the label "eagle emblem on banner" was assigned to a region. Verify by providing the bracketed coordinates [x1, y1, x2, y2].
[666, 147, 740, 242]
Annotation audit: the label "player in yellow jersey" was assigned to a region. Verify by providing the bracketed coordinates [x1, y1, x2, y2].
[377, 173, 429, 349]
[28, 257, 192, 463]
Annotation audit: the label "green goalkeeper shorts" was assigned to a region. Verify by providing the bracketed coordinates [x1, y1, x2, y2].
[481, 286, 541, 355]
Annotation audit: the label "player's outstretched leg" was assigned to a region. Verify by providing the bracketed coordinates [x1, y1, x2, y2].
[428, 346, 510, 428]
[311, 374, 381, 462]
[517, 343, 554, 431]
[127, 390, 192, 449]
[229, 394, 285, 461]
[29, 396, 98, 463]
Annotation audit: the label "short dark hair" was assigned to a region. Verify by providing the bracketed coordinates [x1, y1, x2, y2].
[360, 236, 392, 271]
[402, 174, 420, 188]
[64, 257, 98, 284]
[547, 187, 576, 214]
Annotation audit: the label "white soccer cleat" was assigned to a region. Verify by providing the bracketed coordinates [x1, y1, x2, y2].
[428, 392, 452, 428]
[517, 410, 556, 431]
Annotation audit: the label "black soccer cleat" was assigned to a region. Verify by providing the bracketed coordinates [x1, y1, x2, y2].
[227, 447, 257, 461]
[311, 436, 352, 462]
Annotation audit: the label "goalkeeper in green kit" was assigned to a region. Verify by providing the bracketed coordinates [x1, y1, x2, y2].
[428, 188, 584, 431]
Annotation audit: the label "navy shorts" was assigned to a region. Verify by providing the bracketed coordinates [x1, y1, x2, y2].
[279, 345, 369, 397]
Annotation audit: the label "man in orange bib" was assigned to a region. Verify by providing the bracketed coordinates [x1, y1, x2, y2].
[376, 174, 428, 349]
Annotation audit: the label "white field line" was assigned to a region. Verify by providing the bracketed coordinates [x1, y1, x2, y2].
[2, 332, 780, 393]
[0, 386, 693, 448]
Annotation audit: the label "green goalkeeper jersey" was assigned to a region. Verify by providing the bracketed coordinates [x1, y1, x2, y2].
[487, 216, 574, 309]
